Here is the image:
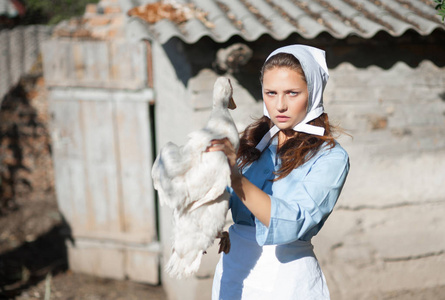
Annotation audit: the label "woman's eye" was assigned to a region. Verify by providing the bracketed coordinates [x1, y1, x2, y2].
[266, 91, 276, 96]
[289, 91, 299, 96]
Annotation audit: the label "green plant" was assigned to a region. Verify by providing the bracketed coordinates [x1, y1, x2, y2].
[434, 0, 445, 22]
[21, 0, 99, 25]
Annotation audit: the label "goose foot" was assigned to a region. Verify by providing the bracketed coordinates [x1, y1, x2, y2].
[217, 231, 231, 254]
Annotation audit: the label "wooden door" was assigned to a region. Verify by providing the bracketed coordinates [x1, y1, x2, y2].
[43, 40, 159, 284]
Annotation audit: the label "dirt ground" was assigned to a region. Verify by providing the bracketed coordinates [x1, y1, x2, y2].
[3, 194, 445, 300]
[3, 195, 445, 300]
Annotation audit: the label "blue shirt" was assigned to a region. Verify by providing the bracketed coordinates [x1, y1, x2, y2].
[229, 137, 350, 246]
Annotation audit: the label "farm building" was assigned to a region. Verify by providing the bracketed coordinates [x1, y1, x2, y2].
[34, 0, 445, 299]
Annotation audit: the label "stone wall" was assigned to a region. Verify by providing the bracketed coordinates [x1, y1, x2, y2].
[315, 60, 445, 300]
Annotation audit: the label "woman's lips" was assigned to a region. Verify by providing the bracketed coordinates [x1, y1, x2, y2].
[276, 116, 290, 122]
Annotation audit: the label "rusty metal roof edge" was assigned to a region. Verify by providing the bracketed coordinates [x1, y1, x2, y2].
[120, 0, 445, 45]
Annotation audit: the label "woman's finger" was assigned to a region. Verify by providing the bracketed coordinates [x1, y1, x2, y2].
[206, 144, 223, 152]
[209, 138, 230, 146]
[207, 138, 232, 151]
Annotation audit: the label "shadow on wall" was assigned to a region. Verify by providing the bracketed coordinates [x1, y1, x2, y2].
[0, 75, 53, 214]
[159, 28, 445, 103]
[324, 29, 445, 69]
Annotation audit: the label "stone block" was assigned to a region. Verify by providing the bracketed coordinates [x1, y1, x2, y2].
[340, 151, 445, 208]
[42, 40, 148, 89]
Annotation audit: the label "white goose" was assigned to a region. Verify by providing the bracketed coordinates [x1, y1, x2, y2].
[151, 77, 239, 278]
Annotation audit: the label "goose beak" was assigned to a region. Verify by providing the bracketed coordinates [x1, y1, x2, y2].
[228, 96, 237, 110]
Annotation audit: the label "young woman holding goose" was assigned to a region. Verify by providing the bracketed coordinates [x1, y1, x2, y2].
[207, 45, 350, 299]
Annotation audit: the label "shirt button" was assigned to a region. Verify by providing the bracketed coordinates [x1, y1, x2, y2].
[263, 169, 270, 174]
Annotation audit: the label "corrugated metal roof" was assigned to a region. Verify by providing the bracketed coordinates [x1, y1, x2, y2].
[124, 0, 445, 44]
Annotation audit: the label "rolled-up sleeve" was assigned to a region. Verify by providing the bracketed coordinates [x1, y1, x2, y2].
[255, 146, 349, 246]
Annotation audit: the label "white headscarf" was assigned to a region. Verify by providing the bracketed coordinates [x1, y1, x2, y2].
[255, 45, 330, 152]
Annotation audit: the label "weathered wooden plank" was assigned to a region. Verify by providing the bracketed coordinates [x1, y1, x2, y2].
[49, 88, 156, 243]
[48, 87, 154, 103]
[108, 41, 147, 89]
[45, 37, 159, 283]
[42, 40, 148, 89]
[114, 101, 156, 239]
[69, 230, 153, 244]
[80, 100, 122, 233]
[49, 100, 89, 229]
[74, 41, 109, 83]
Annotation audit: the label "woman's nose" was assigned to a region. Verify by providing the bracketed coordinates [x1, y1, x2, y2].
[276, 95, 287, 112]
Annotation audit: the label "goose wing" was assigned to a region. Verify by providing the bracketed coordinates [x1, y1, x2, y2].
[152, 142, 190, 209]
[183, 129, 232, 211]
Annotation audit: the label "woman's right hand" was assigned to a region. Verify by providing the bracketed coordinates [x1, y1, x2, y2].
[207, 138, 271, 226]
[206, 138, 242, 183]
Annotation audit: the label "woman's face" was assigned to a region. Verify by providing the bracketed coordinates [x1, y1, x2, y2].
[262, 67, 308, 131]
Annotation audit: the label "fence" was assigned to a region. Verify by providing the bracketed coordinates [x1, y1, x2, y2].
[0, 25, 52, 105]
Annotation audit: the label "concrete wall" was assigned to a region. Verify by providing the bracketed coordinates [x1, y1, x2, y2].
[153, 37, 445, 299]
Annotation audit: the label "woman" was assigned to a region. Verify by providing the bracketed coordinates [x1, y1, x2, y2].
[208, 45, 350, 299]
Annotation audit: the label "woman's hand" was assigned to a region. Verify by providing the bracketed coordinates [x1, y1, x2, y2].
[206, 138, 236, 166]
[206, 138, 242, 183]
[206, 138, 271, 227]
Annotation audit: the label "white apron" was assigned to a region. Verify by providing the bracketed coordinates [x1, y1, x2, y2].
[212, 224, 330, 300]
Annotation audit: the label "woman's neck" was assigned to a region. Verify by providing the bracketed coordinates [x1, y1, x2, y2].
[277, 130, 298, 148]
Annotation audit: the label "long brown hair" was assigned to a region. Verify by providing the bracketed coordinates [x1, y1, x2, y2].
[237, 53, 336, 180]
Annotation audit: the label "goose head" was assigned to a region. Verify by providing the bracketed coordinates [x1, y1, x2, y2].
[213, 77, 236, 110]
